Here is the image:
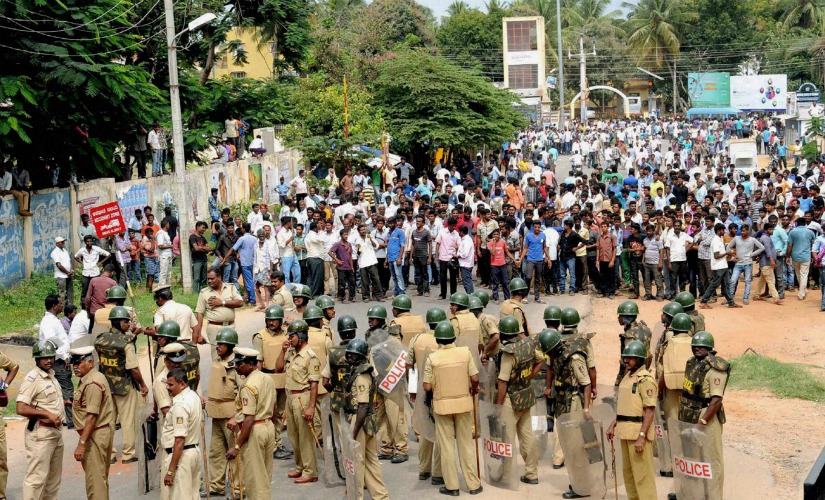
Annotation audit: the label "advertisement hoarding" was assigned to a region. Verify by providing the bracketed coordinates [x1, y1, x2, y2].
[687, 72, 731, 107]
[729, 74, 787, 111]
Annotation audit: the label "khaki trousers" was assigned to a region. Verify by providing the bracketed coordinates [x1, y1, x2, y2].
[418, 435, 442, 476]
[620, 439, 658, 500]
[552, 396, 582, 465]
[241, 421, 275, 499]
[208, 418, 239, 496]
[160, 447, 201, 500]
[324, 260, 337, 296]
[10, 190, 29, 213]
[286, 392, 318, 478]
[273, 388, 287, 450]
[0, 422, 7, 499]
[504, 399, 537, 480]
[355, 429, 389, 500]
[23, 425, 63, 500]
[375, 393, 408, 456]
[112, 387, 138, 461]
[82, 427, 113, 499]
[757, 265, 779, 298]
[435, 411, 481, 491]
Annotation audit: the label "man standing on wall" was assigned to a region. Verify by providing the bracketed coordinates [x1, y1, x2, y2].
[52, 237, 74, 307]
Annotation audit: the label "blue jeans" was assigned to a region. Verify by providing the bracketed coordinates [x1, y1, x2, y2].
[128, 259, 142, 283]
[282, 256, 300, 284]
[222, 260, 240, 294]
[730, 262, 752, 301]
[151, 149, 163, 175]
[241, 265, 255, 304]
[390, 259, 405, 296]
[460, 266, 474, 293]
[559, 257, 576, 292]
[821, 271, 825, 310]
[784, 260, 795, 288]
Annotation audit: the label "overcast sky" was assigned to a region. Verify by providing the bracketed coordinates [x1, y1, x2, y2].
[419, 0, 629, 21]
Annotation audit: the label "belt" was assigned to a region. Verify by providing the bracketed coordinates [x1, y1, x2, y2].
[254, 419, 272, 425]
[680, 391, 710, 405]
[209, 321, 234, 326]
[164, 444, 198, 454]
[261, 368, 277, 374]
[38, 421, 61, 428]
[617, 415, 644, 423]
[77, 423, 111, 433]
[289, 389, 307, 395]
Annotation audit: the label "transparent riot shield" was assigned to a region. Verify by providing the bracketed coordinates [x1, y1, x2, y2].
[530, 401, 549, 460]
[654, 401, 673, 476]
[320, 397, 345, 485]
[338, 413, 364, 500]
[370, 335, 408, 407]
[476, 399, 520, 490]
[556, 403, 622, 497]
[137, 396, 161, 494]
[476, 359, 499, 404]
[366, 329, 389, 349]
[668, 418, 724, 500]
[411, 366, 436, 443]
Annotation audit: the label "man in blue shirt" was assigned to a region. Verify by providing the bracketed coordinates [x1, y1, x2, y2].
[386, 216, 407, 297]
[786, 222, 817, 301]
[777, 141, 788, 169]
[517, 220, 549, 303]
[222, 223, 258, 305]
[209, 188, 220, 222]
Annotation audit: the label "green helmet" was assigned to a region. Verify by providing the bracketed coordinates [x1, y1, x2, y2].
[337, 315, 357, 335]
[426, 307, 447, 327]
[367, 305, 387, 320]
[617, 300, 639, 317]
[302, 305, 324, 321]
[691, 331, 715, 349]
[560, 307, 580, 328]
[156, 320, 181, 339]
[674, 291, 696, 311]
[265, 304, 284, 321]
[670, 313, 692, 333]
[662, 301, 684, 319]
[538, 328, 562, 354]
[295, 285, 313, 300]
[345, 338, 369, 361]
[622, 339, 647, 359]
[508, 278, 528, 295]
[468, 296, 484, 312]
[106, 286, 127, 300]
[108, 306, 131, 321]
[450, 291, 470, 309]
[391, 295, 412, 311]
[471, 290, 490, 307]
[216, 327, 239, 345]
[498, 316, 520, 338]
[287, 319, 309, 337]
[315, 295, 336, 310]
[433, 321, 456, 341]
[32, 340, 58, 359]
[544, 305, 563, 323]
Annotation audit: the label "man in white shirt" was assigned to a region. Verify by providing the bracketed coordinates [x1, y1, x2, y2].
[155, 220, 174, 286]
[322, 221, 339, 295]
[74, 235, 111, 312]
[0, 162, 32, 216]
[290, 169, 309, 204]
[39, 294, 74, 427]
[352, 224, 384, 301]
[277, 217, 299, 285]
[665, 219, 693, 295]
[51, 237, 73, 307]
[246, 203, 264, 233]
[457, 225, 476, 293]
[698, 223, 740, 308]
[68, 308, 91, 344]
[148, 122, 162, 176]
[152, 286, 197, 340]
[252, 229, 277, 308]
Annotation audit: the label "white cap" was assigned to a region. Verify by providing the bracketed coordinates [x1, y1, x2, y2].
[55, 237, 66, 243]
[233, 347, 259, 359]
[69, 345, 95, 356]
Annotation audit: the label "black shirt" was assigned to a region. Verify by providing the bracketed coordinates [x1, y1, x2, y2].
[189, 234, 208, 262]
[559, 231, 587, 260]
[626, 234, 645, 260]
[216, 233, 238, 262]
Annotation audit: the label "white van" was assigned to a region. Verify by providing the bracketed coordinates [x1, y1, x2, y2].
[728, 139, 758, 178]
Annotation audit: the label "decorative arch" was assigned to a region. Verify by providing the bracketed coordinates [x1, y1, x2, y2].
[569, 86, 631, 118]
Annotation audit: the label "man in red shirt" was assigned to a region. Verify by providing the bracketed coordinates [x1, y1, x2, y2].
[85, 264, 117, 329]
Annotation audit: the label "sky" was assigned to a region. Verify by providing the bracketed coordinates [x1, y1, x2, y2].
[419, 0, 630, 21]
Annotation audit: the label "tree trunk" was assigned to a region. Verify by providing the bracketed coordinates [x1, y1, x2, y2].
[199, 34, 216, 86]
[669, 60, 678, 114]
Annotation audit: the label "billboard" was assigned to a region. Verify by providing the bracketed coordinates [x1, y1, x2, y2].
[729, 74, 787, 111]
[687, 72, 730, 107]
[503, 17, 546, 98]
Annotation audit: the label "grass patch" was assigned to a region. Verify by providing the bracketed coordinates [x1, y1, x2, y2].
[730, 353, 825, 402]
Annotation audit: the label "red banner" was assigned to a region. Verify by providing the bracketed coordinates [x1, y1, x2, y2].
[89, 201, 126, 238]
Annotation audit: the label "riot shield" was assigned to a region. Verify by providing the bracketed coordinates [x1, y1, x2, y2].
[411, 366, 436, 443]
[668, 418, 724, 500]
[654, 401, 673, 476]
[476, 359, 499, 403]
[367, 329, 389, 349]
[137, 394, 161, 494]
[556, 403, 622, 497]
[320, 397, 345, 486]
[476, 399, 520, 490]
[338, 413, 364, 500]
[530, 401, 549, 460]
[370, 335, 408, 406]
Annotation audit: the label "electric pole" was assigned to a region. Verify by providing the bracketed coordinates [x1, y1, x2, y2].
[556, 0, 565, 129]
[579, 34, 588, 123]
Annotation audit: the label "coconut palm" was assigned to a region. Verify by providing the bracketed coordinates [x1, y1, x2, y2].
[781, 0, 825, 31]
[447, 1, 471, 17]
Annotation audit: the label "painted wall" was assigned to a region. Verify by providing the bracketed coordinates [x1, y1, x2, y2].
[30, 189, 72, 272]
[0, 198, 25, 287]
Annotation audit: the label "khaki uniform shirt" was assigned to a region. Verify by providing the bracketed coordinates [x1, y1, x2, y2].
[206, 355, 241, 419]
[285, 347, 321, 391]
[18, 367, 65, 424]
[195, 283, 242, 323]
[154, 366, 172, 411]
[73, 368, 115, 430]
[354, 373, 372, 404]
[703, 367, 728, 400]
[161, 387, 203, 448]
[497, 346, 544, 383]
[499, 299, 529, 336]
[236, 369, 275, 421]
[321, 318, 334, 340]
[270, 285, 295, 311]
[0, 351, 18, 376]
[154, 300, 198, 340]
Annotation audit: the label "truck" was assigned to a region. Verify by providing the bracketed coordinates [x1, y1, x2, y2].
[728, 139, 758, 178]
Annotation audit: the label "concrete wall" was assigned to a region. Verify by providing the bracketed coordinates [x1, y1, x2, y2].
[0, 149, 302, 289]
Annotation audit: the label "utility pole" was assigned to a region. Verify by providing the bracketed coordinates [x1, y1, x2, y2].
[556, 0, 565, 129]
[579, 34, 587, 123]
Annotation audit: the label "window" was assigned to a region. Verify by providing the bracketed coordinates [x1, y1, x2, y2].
[230, 71, 247, 79]
[507, 20, 538, 52]
[218, 57, 228, 69]
[508, 65, 538, 89]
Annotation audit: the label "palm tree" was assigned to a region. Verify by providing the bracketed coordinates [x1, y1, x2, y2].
[623, 0, 698, 112]
[447, 1, 471, 17]
[782, 0, 825, 31]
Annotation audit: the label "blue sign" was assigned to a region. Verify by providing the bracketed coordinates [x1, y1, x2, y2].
[30, 190, 72, 272]
[797, 82, 820, 103]
[546, 76, 557, 89]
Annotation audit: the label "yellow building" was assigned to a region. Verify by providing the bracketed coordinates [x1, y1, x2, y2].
[211, 28, 275, 80]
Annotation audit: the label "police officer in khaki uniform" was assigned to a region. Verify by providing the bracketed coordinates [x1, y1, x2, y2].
[372, 312, 409, 463]
[499, 278, 531, 337]
[270, 271, 295, 311]
[344, 339, 390, 500]
[448, 292, 484, 353]
[322, 315, 358, 478]
[91, 286, 142, 339]
[607, 340, 658, 500]
[470, 291, 500, 359]
[656, 313, 693, 423]
[389, 295, 427, 347]
[95, 306, 149, 464]
[153, 341, 185, 470]
[203, 329, 242, 498]
[285, 285, 312, 326]
[70, 345, 116, 500]
[0, 349, 19, 500]
[615, 301, 652, 385]
[423, 321, 483, 496]
[276, 320, 321, 483]
[316, 295, 336, 340]
[161, 368, 203, 500]
[303, 305, 333, 432]
[674, 291, 705, 334]
[226, 348, 276, 498]
[194, 269, 243, 360]
[17, 340, 65, 499]
[406, 308, 444, 484]
[252, 304, 293, 460]
[495, 316, 544, 485]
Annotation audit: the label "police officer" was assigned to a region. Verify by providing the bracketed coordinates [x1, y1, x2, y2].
[70, 345, 116, 500]
[91, 285, 142, 339]
[496, 316, 544, 485]
[615, 301, 652, 385]
[286, 285, 313, 325]
[226, 347, 276, 498]
[203, 329, 242, 498]
[0, 347, 18, 500]
[607, 340, 658, 500]
[271, 271, 295, 310]
[315, 295, 336, 339]
[389, 295, 427, 347]
[423, 321, 482, 496]
[679, 332, 728, 495]
[17, 340, 65, 499]
[153, 319, 182, 378]
[365, 305, 389, 341]
[407, 308, 443, 484]
[448, 292, 484, 354]
[95, 306, 149, 464]
[160, 368, 203, 500]
[344, 339, 390, 500]
[373, 311, 409, 463]
[276, 320, 321, 483]
[674, 291, 705, 334]
[543, 304, 562, 330]
[471, 290, 500, 359]
[152, 285, 197, 340]
[322, 315, 358, 479]
[154, 321, 200, 391]
[154, 342, 185, 442]
[304, 305, 333, 434]
[499, 278, 531, 337]
[194, 269, 243, 360]
[659, 301, 684, 333]
[252, 304, 293, 460]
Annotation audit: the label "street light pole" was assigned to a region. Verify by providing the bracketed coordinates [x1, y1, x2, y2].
[556, 0, 565, 129]
[579, 34, 587, 123]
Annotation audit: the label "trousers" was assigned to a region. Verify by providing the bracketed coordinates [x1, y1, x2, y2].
[620, 439, 658, 500]
[160, 447, 200, 500]
[112, 387, 138, 461]
[524, 260, 544, 299]
[241, 420, 275, 498]
[81, 426, 113, 499]
[208, 418, 239, 496]
[354, 427, 389, 500]
[435, 411, 481, 491]
[286, 392, 318, 478]
[23, 425, 63, 500]
[439, 260, 458, 298]
[375, 393, 408, 456]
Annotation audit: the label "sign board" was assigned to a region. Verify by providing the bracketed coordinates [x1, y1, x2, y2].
[687, 72, 731, 107]
[89, 201, 126, 238]
[797, 82, 821, 103]
[788, 92, 798, 117]
[730, 74, 787, 111]
[546, 76, 557, 90]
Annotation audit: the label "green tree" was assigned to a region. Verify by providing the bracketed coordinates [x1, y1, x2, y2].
[682, 0, 759, 67]
[781, 0, 825, 31]
[437, 8, 504, 79]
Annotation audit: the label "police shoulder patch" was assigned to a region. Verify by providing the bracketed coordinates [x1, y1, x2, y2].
[646, 388, 654, 396]
[176, 417, 183, 425]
